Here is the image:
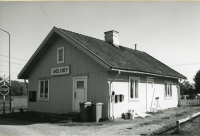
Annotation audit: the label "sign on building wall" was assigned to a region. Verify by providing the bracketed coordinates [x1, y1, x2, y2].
[51, 66, 70, 76]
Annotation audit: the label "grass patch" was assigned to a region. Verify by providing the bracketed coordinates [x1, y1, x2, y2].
[0, 95, 27, 113]
[59, 122, 104, 126]
[175, 113, 183, 116]
[146, 110, 163, 115]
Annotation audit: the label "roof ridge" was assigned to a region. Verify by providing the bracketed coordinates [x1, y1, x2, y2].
[58, 27, 145, 53]
[58, 28, 106, 43]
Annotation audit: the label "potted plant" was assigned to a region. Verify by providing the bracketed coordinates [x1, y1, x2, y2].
[124, 109, 134, 120]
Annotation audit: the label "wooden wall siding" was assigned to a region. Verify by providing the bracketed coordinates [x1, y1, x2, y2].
[108, 70, 179, 118]
[28, 36, 108, 116]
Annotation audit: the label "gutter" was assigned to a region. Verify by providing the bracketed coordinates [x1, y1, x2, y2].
[111, 68, 186, 80]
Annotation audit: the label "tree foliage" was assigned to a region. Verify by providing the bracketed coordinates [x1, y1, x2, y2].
[179, 81, 195, 97]
[0, 80, 28, 96]
[194, 69, 200, 95]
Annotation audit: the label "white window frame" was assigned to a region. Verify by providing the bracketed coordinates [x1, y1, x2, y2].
[129, 76, 140, 102]
[165, 81, 173, 99]
[57, 47, 64, 64]
[38, 79, 49, 101]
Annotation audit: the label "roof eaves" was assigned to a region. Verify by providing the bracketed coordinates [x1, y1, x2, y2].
[111, 68, 187, 79]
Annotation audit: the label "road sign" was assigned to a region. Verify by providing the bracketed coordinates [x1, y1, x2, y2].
[0, 85, 9, 95]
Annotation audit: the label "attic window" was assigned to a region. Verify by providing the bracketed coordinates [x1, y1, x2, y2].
[57, 47, 64, 64]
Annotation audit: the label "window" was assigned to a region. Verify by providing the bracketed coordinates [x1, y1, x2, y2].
[77, 81, 84, 88]
[129, 77, 140, 101]
[57, 47, 64, 64]
[29, 91, 36, 102]
[165, 83, 172, 98]
[38, 80, 49, 100]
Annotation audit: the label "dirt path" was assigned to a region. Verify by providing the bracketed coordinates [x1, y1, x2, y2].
[0, 106, 199, 136]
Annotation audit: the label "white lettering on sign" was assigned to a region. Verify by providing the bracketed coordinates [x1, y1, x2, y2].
[51, 66, 70, 76]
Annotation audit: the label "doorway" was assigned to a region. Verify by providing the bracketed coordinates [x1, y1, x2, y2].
[146, 79, 154, 111]
[73, 76, 87, 112]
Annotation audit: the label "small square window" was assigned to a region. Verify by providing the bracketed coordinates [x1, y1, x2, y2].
[57, 47, 64, 64]
[77, 81, 84, 88]
[29, 91, 36, 102]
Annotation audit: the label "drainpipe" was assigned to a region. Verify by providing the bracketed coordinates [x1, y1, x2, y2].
[109, 70, 121, 119]
[24, 79, 28, 109]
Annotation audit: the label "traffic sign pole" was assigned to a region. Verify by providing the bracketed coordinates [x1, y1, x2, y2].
[0, 76, 10, 114]
[3, 96, 5, 114]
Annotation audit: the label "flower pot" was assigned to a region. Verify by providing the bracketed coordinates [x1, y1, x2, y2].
[124, 113, 133, 120]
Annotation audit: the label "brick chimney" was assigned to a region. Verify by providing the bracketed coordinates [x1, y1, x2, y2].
[104, 30, 119, 47]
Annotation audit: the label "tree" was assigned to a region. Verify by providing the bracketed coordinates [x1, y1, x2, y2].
[0, 80, 27, 96]
[194, 69, 200, 95]
[10, 80, 28, 96]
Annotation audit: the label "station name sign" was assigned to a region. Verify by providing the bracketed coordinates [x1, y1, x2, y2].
[51, 66, 70, 76]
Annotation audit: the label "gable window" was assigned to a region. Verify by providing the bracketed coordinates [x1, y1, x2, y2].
[129, 76, 140, 101]
[38, 80, 49, 100]
[165, 82, 172, 98]
[57, 47, 64, 64]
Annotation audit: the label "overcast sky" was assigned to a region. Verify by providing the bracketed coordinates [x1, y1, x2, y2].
[0, 2, 200, 83]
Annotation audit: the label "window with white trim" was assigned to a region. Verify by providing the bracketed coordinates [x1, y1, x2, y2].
[57, 47, 64, 64]
[38, 80, 49, 100]
[129, 77, 140, 100]
[165, 83, 172, 97]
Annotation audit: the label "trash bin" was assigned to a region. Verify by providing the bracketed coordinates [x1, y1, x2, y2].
[79, 102, 92, 122]
[91, 103, 103, 122]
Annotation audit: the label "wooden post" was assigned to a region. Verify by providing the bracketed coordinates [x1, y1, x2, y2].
[176, 121, 180, 133]
[3, 96, 5, 114]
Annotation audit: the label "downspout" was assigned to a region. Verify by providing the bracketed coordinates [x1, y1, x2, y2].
[109, 70, 121, 119]
[24, 79, 28, 90]
[24, 79, 28, 109]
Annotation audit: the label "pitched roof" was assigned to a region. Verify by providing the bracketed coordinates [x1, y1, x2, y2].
[18, 27, 186, 79]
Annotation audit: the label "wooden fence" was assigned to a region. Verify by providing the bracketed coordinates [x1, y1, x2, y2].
[176, 112, 200, 132]
[179, 99, 200, 106]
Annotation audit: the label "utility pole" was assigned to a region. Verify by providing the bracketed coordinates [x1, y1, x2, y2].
[0, 29, 11, 114]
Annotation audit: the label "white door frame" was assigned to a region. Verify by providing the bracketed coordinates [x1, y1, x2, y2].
[72, 76, 88, 112]
[146, 78, 154, 111]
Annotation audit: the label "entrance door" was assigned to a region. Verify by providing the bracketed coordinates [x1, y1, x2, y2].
[73, 76, 87, 112]
[146, 80, 154, 111]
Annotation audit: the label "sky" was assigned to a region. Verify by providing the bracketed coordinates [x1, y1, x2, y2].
[0, 2, 200, 84]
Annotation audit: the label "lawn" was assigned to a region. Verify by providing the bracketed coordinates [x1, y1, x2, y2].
[0, 95, 27, 113]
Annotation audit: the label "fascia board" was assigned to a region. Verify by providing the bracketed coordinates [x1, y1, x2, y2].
[110, 68, 187, 80]
[55, 28, 111, 70]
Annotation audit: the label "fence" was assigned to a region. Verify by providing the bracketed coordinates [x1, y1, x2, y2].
[179, 99, 200, 106]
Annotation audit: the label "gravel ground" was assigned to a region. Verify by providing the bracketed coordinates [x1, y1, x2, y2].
[0, 106, 199, 136]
